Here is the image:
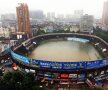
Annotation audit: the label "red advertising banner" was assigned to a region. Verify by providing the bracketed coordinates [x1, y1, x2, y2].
[60, 74, 69, 78]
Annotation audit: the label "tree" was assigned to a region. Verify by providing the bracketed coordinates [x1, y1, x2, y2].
[88, 87, 103, 90]
[3, 72, 13, 81]
[93, 27, 108, 42]
[0, 71, 47, 90]
[36, 30, 46, 35]
[0, 69, 3, 76]
[32, 86, 46, 90]
[12, 71, 24, 82]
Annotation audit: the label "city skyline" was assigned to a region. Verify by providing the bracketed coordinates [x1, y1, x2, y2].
[0, 0, 107, 18]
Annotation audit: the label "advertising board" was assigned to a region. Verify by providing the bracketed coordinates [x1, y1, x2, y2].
[11, 50, 108, 70]
[63, 62, 77, 70]
[69, 74, 77, 78]
[11, 50, 30, 64]
[60, 74, 69, 78]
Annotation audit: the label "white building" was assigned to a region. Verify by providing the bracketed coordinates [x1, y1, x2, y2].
[57, 14, 64, 19]
[65, 14, 73, 19]
[1, 13, 15, 20]
[46, 12, 55, 21]
[44, 26, 54, 33]
[74, 10, 83, 18]
[9, 27, 16, 34]
[80, 14, 94, 34]
[29, 10, 45, 20]
[70, 25, 79, 32]
[0, 27, 10, 38]
[0, 27, 16, 38]
[0, 22, 2, 27]
[0, 41, 10, 53]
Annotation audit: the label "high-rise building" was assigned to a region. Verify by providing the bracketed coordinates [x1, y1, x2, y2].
[46, 12, 50, 19]
[57, 14, 64, 19]
[1, 14, 15, 20]
[1, 13, 16, 27]
[102, 1, 108, 26]
[29, 10, 45, 20]
[16, 3, 31, 38]
[51, 12, 55, 19]
[80, 14, 94, 34]
[46, 12, 55, 21]
[74, 10, 83, 18]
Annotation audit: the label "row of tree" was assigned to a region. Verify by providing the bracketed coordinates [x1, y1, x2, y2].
[0, 70, 104, 90]
[93, 26, 108, 43]
[35, 26, 108, 43]
[36, 29, 79, 35]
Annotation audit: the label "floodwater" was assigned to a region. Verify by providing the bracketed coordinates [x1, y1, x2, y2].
[29, 40, 102, 62]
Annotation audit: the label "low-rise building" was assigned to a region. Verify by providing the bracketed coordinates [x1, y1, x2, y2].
[0, 27, 16, 38]
[70, 25, 79, 32]
[0, 27, 10, 38]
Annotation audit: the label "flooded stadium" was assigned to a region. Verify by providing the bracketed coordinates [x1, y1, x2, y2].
[29, 39, 102, 62]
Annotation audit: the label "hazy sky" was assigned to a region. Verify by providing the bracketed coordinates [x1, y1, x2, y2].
[0, 0, 107, 18]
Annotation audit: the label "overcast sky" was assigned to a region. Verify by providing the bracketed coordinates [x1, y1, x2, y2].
[0, 0, 107, 18]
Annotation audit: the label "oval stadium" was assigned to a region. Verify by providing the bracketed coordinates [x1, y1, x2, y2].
[10, 33, 108, 88]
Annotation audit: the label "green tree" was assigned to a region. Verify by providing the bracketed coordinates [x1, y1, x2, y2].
[32, 86, 46, 90]
[93, 27, 108, 42]
[3, 72, 13, 81]
[0, 71, 46, 90]
[88, 87, 103, 90]
[12, 71, 24, 82]
[0, 69, 3, 76]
